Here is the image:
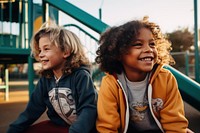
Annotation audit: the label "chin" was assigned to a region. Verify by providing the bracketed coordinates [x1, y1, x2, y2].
[42, 67, 50, 70]
[143, 67, 154, 72]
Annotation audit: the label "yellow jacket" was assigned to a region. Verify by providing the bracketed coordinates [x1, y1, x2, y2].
[96, 64, 188, 133]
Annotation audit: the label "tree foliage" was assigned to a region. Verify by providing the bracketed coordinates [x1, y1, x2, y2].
[166, 28, 194, 52]
[166, 28, 194, 70]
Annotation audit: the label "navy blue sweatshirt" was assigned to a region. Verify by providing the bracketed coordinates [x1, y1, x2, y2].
[7, 66, 97, 133]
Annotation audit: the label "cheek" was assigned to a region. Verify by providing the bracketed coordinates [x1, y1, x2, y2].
[121, 53, 136, 65]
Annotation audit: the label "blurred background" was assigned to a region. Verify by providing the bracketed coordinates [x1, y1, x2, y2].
[0, 0, 200, 132]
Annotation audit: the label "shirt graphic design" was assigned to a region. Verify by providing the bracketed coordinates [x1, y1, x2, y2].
[129, 98, 163, 122]
[129, 98, 149, 122]
[49, 88, 77, 125]
[152, 98, 163, 112]
[129, 98, 163, 131]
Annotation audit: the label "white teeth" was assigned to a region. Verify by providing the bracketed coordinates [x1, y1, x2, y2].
[141, 58, 152, 61]
[41, 60, 48, 63]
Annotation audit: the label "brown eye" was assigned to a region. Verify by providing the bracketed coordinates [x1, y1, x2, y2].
[131, 43, 142, 47]
[149, 42, 155, 47]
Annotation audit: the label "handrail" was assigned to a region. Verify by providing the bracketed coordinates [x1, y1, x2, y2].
[63, 24, 98, 42]
[44, 0, 109, 34]
[164, 65, 200, 111]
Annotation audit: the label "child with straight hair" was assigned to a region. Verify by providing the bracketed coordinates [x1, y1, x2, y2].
[95, 17, 192, 133]
[7, 22, 97, 133]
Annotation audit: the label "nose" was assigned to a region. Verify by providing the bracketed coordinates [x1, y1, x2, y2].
[143, 45, 153, 53]
[39, 50, 44, 58]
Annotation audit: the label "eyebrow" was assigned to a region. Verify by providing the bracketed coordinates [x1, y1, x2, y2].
[135, 38, 155, 42]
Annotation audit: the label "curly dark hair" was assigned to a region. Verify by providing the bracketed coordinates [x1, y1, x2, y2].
[95, 17, 175, 74]
[31, 22, 90, 77]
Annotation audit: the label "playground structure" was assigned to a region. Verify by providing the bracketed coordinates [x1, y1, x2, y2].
[0, 0, 200, 111]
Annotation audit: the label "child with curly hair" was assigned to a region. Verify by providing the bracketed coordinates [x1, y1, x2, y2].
[95, 17, 192, 133]
[7, 22, 97, 133]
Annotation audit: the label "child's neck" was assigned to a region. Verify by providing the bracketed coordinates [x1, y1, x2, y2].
[54, 75, 62, 83]
[53, 70, 63, 80]
[125, 72, 148, 82]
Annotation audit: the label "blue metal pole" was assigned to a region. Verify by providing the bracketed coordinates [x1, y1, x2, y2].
[99, 8, 102, 20]
[185, 51, 189, 76]
[28, 0, 35, 97]
[194, 0, 199, 83]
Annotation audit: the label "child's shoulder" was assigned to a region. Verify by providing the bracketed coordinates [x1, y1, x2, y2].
[70, 66, 92, 80]
[155, 64, 172, 74]
[152, 64, 175, 80]
[159, 67, 175, 80]
[74, 66, 90, 74]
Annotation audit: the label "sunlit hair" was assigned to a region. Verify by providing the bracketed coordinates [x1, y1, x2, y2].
[95, 16, 175, 74]
[31, 22, 90, 77]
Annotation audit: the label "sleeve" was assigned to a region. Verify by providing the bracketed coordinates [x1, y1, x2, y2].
[160, 72, 188, 133]
[69, 70, 98, 133]
[7, 78, 47, 133]
[96, 76, 121, 133]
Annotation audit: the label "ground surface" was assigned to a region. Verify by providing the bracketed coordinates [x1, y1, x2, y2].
[0, 81, 200, 133]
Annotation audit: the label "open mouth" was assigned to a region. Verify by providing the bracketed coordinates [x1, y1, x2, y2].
[40, 59, 49, 64]
[140, 57, 153, 61]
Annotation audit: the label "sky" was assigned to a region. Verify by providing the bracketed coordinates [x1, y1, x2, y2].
[61, 0, 198, 33]
[56, 0, 199, 62]
[32, 0, 199, 62]
[1, 0, 198, 35]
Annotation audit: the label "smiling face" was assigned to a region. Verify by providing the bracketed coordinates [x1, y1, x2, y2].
[38, 36, 70, 78]
[121, 27, 158, 81]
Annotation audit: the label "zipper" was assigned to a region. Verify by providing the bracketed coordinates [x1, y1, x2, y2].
[55, 80, 73, 125]
[55, 81, 63, 116]
[55, 83, 58, 100]
[117, 80, 129, 133]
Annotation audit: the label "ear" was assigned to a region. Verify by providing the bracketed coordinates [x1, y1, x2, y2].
[63, 50, 71, 58]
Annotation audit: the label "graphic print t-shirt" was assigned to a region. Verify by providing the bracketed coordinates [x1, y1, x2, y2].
[125, 75, 160, 132]
[49, 87, 77, 125]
